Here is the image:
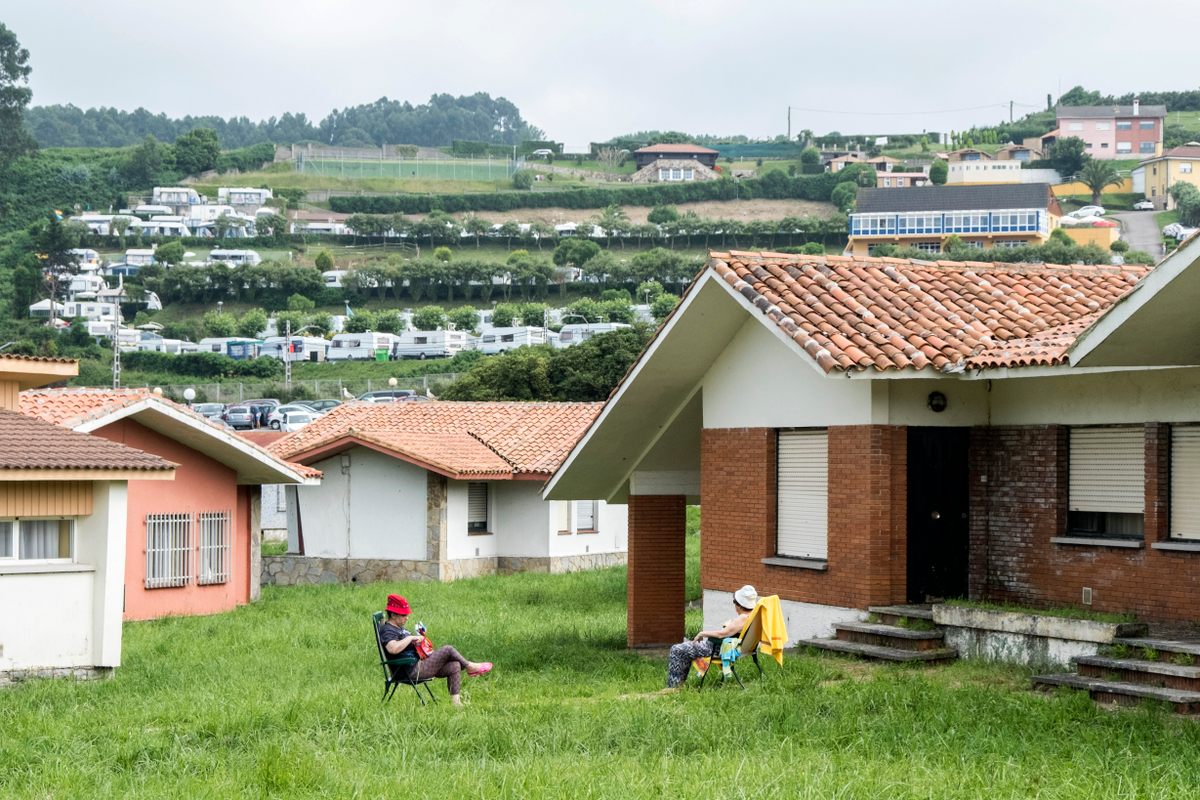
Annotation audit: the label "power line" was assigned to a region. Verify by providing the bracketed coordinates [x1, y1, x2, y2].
[787, 101, 1040, 117]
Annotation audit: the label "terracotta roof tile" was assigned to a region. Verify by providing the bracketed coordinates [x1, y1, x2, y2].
[270, 401, 602, 478]
[708, 252, 1149, 374]
[0, 408, 175, 473]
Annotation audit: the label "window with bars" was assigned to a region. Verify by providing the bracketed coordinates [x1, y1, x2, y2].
[0, 519, 73, 561]
[146, 513, 193, 588]
[1068, 427, 1144, 538]
[198, 512, 231, 585]
[776, 430, 829, 560]
[467, 483, 490, 533]
[574, 501, 598, 532]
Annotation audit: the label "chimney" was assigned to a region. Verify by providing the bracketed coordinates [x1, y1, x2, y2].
[1133, 97, 1140, 117]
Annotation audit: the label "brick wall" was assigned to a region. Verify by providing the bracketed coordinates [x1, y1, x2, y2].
[627, 494, 686, 647]
[700, 426, 907, 612]
[969, 423, 1200, 622]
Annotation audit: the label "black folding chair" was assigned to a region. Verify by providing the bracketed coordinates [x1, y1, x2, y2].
[372, 611, 437, 705]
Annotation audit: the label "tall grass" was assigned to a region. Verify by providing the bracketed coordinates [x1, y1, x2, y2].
[2, 553, 1198, 797]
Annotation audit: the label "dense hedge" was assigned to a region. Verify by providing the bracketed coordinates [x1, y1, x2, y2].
[121, 351, 283, 379]
[329, 169, 862, 215]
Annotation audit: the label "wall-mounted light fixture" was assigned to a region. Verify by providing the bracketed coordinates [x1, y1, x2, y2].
[927, 391, 948, 413]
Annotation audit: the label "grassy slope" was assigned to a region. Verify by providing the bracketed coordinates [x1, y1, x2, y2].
[2, 533, 1199, 797]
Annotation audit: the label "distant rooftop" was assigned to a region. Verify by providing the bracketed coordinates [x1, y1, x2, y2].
[855, 184, 1057, 214]
[1056, 104, 1167, 119]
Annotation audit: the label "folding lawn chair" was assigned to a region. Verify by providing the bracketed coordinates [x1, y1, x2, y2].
[372, 610, 438, 705]
[698, 603, 765, 689]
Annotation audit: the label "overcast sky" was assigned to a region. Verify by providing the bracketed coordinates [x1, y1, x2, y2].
[6, 1, 1200, 148]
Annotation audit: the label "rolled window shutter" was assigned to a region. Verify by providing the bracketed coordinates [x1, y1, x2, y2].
[575, 500, 596, 530]
[467, 483, 488, 525]
[1172, 427, 1200, 539]
[1069, 427, 1144, 514]
[777, 430, 828, 559]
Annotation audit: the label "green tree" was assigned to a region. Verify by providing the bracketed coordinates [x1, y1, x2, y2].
[174, 128, 221, 176]
[1077, 158, 1124, 205]
[646, 205, 679, 225]
[433, 246, 452, 262]
[447, 306, 479, 332]
[121, 135, 168, 187]
[491, 302, 520, 327]
[636, 279, 665, 304]
[799, 147, 822, 174]
[342, 309, 378, 333]
[1048, 137, 1089, 177]
[553, 238, 600, 268]
[412, 305, 447, 330]
[202, 310, 237, 337]
[314, 250, 334, 270]
[548, 328, 652, 401]
[440, 347, 553, 400]
[35, 213, 81, 269]
[650, 293, 680, 320]
[0, 23, 36, 166]
[286, 293, 315, 311]
[830, 182, 857, 212]
[929, 158, 948, 185]
[155, 240, 185, 266]
[512, 169, 534, 190]
[235, 308, 268, 339]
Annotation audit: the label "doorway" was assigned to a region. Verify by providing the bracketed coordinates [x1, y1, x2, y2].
[906, 427, 970, 602]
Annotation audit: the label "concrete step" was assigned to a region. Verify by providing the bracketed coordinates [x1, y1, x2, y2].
[1076, 655, 1200, 691]
[835, 621, 946, 651]
[868, 605, 935, 626]
[803, 637, 957, 664]
[1033, 672, 1200, 714]
[1112, 638, 1200, 663]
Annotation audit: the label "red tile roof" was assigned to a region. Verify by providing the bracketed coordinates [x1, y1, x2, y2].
[709, 251, 1149, 373]
[0, 354, 77, 364]
[271, 401, 602, 478]
[0, 408, 175, 473]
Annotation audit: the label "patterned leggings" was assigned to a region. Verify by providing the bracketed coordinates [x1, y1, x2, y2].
[667, 639, 714, 688]
[418, 645, 470, 696]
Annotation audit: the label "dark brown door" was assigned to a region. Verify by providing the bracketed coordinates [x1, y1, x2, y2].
[907, 427, 970, 602]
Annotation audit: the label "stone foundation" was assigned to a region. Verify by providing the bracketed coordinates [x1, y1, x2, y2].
[1, 665, 113, 687]
[262, 551, 626, 586]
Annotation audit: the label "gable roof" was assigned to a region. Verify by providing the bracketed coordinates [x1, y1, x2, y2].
[633, 143, 719, 155]
[270, 401, 602, 480]
[0, 408, 175, 478]
[20, 388, 317, 485]
[0, 354, 78, 390]
[709, 251, 1147, 373]
[1057, 104, 1167, 119]
[1144, 145, 1200, 162]
[856, 184, 1057, 214]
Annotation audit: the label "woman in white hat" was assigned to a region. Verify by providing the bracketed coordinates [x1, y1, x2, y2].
[664, 584, 757, 689]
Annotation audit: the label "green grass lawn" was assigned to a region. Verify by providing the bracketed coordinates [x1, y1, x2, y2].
[3, 534, 1198, 796]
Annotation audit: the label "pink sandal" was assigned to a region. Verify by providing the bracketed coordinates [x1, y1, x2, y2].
[467, 662, 493, 677]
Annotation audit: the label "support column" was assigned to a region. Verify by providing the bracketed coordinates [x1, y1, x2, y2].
[627, 494, 686, 647]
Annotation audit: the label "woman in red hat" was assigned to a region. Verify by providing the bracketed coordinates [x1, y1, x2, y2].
[379, 593, 492, 706]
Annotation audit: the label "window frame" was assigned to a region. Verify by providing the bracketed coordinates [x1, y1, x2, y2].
[573, 500, 599, 533]
[1067, 426, 1145, 540]
[467, 482, 491, 535]
[775, 428, 829, 561]
[197, 511, 232, 585]
[1170, 425, 1200, 540]
[0, 517, 75, 562]
[145, 512, 193, 589]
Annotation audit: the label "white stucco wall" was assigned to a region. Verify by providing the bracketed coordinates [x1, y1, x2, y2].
[702, 318, 874, 429]
[259, 484, 288, 539]
[0, 480, 127, 672]
[297, 448, 427, 560]
[489, 481, 549, 559]
[549, 500, 628, 557]
[703, 589, 866, 646]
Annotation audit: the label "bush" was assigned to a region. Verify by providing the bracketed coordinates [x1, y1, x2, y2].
[1110, 239, 1130, 253]
[511, 170, 534, 190]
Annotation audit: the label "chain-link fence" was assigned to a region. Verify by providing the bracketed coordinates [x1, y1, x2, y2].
[142, 374, 461, 404]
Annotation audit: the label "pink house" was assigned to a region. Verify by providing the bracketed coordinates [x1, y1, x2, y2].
[1056, 101, 1166, 160]
[21, 389, 318, 620]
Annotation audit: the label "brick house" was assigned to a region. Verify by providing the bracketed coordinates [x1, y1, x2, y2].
[266, 401, 627, 585]
[546, 244, 1200, 646]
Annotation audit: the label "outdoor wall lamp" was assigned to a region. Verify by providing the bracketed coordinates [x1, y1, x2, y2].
[927, 391, 948, 413]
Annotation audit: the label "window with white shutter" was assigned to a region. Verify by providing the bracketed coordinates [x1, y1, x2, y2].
[1068, 426, 1144, 537]
[554, 501, 571, 534]
[574, 501, 598, 532]
[467, 483, 490, 533]
[776, 430, 829, 559]
[1171, 426, 1200, 540]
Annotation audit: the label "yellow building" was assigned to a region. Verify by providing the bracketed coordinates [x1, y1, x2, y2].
[1140, 145, 1200, 210]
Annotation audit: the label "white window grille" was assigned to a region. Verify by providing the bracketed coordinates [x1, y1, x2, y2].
[776, 430, 829, 560]
[467, 483, 489, 533]
[146, 513, 192, 588]
[1171, 426, 1200, 540]
[575, 501, 598, 532]
[198, 511, 231, 585]
[1068, 427, 1144, 537]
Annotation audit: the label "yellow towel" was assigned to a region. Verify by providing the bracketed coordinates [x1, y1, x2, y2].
[757, 595, 788, 666]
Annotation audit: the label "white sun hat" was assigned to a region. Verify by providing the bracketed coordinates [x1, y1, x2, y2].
[734, 585, 758, 610]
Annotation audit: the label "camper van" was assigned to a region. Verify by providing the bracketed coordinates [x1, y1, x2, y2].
[208, 249, 262, 267]
[261, 336, 329, 362]
[475, 326, 549, 355]
[327, 332, 397, 361]
[393, 329, 472, 360]
[552, 322, 631, 349]
[218, 187, 273, 206]
[226, 340, 262, 360]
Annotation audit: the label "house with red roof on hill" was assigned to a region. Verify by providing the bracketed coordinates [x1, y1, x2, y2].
[20, 388, 317, 621]
[631, 143, 721, 183]
[265, 401, 627, 585]
[0, 357, 176, 685]
[546, 241, 1200, 657]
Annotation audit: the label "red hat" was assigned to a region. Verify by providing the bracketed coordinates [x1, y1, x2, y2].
[386, 594, 411, 615]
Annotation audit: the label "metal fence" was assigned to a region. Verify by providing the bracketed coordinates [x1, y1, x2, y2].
[297, 152, 518, 182]
[144, 374, 462, 404]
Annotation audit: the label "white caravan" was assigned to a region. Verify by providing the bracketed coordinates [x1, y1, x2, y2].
[327, 332, 398, 361]
[475, 326, 549, 354]
[393, 330, 471, 360]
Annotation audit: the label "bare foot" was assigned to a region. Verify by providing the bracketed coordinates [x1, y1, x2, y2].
[450, 694, 464, 706]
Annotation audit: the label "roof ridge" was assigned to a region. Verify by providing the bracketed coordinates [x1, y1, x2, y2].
[465, 429, 519, 472]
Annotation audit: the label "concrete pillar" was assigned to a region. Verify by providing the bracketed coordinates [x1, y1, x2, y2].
[627, 494, 686, 647]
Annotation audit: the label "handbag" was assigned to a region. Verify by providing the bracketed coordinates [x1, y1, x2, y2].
[414, 636, 434, 660]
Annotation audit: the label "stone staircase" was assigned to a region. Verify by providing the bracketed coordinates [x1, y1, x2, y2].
[801, 604, 958, 664]
[1033, 638, 1200, 715]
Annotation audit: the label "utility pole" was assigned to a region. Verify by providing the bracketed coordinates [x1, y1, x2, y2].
[787, 106, 792, 142]
[112, 279, 125, 389]
[284, 317, 292, 389]
[1010, 100, 1014, 123]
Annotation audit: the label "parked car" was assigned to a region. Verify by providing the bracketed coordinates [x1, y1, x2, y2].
[267, 404, 318, 430]
[1133, 199, 1155, 211]
[191, 402, 225, 419]
[296, 399, 341, 413]
[1068, 206, 1106, 219]
[358, 389, 417, 403]
[278, 410, 316, 432]
[222, 404, 258, 430]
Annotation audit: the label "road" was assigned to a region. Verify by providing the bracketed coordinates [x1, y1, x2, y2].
[1110, 210, 1162, 259]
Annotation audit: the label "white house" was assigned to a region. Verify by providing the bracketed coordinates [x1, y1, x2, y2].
[263, 401, 627, 585]
[0, 355, 176, 685]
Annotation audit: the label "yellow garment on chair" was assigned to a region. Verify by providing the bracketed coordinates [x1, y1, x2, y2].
[756, 595, 788, 666]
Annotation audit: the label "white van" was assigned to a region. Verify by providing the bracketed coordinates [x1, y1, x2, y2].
[393, 330, 472, 360]
[327, 332, 397, 361]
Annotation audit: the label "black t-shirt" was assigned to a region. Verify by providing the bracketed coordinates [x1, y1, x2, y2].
[379, 621, 418, 678]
